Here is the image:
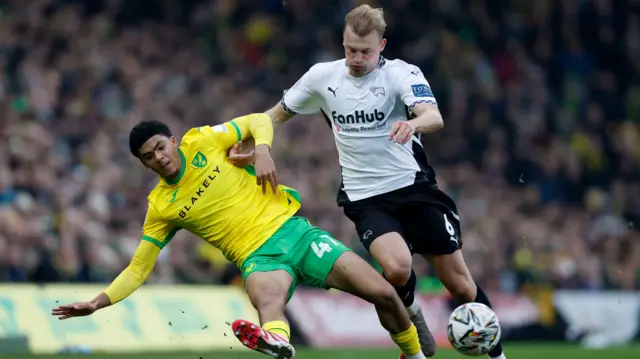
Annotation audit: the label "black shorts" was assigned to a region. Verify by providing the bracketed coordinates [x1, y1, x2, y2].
[342, 183, 462, 256]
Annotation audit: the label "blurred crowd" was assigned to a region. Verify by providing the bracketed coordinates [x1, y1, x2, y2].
[0, 0, 639, 292]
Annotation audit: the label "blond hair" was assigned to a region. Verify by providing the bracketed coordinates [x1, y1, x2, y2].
[344, 5, 387, 38]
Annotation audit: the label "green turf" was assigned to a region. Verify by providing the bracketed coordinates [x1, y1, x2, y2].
[5, 345, 640, 359]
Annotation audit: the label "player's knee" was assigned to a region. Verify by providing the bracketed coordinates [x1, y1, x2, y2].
[248, 283, 288, 314]
[381, 260, 412, 287]
[245, 270, 292, 317]
[367, 282, 400, 309]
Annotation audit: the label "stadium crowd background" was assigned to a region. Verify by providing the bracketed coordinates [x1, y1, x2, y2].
[0, 0, 639, 294]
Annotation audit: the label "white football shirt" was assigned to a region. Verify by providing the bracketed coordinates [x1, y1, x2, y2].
[281, 57, 438, 203]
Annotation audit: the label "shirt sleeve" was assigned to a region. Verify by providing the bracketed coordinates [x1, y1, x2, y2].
[281, 66, 322, 115]
[141, 202, 180, 249]
[395, 65, 438, 116]
[104, 203, 177, 304]
[103, 240, 161, 304]
[197, 113, 273, 150]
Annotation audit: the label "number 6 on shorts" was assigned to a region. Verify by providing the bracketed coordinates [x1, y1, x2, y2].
[443, 214, 455, 236]
[443, 213, 462, 248]
[311, 235, 341, 258]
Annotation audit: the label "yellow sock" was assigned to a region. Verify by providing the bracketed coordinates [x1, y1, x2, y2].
[390, 324, 421, 356]
[262, 320, 290, 341]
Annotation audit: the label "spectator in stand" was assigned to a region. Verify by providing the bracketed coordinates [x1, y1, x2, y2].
[0, 0, 638, 291]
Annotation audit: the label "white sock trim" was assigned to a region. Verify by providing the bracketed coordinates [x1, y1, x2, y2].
[490, 353, 506, 359]
[406, 301, 421, 316]
[405, 352, 427, 359]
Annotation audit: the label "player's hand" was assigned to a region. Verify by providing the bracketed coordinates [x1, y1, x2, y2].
[388, 121, 415, 144]
[228, 142, 255, 168]
[51, 301, 98, 320]
[254, 145, 278, 195]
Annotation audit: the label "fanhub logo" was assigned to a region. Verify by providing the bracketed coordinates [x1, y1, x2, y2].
[331, 109, 385, 125]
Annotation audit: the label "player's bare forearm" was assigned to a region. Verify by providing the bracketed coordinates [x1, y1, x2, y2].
[90, 292, 113, 311]
[255, 143, 271, 154]
[253, 143, 278, 193]
[408, 104, 444, 133]
[265, 103, 295, 127]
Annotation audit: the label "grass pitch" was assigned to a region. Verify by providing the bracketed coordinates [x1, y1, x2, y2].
[6, 344, 640, 359]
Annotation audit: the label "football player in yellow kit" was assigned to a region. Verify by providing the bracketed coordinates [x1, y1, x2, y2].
[51, 114, 427, 359]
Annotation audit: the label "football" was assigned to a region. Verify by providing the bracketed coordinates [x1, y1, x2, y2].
[447, 303, 502, 356]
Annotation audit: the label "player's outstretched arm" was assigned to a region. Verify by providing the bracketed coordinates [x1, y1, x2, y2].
[265, 102, 296, 128]
[228, 65, 319, 165]
[266, 64, 321, 126]
[228, 107, 290, 168]
[206, 114, 273, 152]
[51, 240, 160, 320]
[406, 103, 443, 134]
[201, 114, 279, 194]
[51, 292, 112, 320]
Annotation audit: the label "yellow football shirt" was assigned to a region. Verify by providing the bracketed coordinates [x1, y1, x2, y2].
[142, 115, 301, 266]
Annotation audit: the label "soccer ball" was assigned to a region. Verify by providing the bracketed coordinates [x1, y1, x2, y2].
[447, 303, 501, 356]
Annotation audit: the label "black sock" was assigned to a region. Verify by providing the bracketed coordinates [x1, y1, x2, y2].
[475, 285, 503, 358]
[385, 269, 416, 307]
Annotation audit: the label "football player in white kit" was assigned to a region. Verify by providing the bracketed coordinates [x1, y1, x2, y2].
[229, 5, 506, 359]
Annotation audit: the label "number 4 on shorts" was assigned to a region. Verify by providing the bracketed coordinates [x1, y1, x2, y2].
[311, 235, 341, 258]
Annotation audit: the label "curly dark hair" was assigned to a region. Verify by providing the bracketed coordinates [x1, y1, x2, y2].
[128, 120, 172, 158]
